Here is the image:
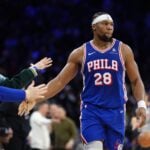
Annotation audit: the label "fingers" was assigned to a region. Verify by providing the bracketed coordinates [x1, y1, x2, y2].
[18, 101, 28, 116]
[35, 84, 47, 89]
[26, 101, 36, 115]
[136, 108, 147, 128]
[34, 57, 53, 70]
[25, 109, 30, 116]
[24, 105, 30, 116]
[18, 101, 36, 116]
[18, 108, 26, 116]
[26, 83, 47, 101]
[35, 84, 47, 93]
[28, 81, 35, 88]
[43, 63, 52, 68]
[40, 57, 53, 69]
[42, 57, 53, 64]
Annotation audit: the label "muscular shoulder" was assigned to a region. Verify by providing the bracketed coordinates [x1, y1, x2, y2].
[120, 42, 135, 64]
[68, 45, 84, 65]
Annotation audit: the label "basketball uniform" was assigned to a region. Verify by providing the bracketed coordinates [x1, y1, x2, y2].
[80, 39, 127, 150]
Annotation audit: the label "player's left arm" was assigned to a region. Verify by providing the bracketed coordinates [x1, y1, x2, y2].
[121, 43, 146, 127]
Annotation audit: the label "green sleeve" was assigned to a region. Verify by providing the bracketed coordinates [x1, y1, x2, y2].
[0, 68, 37, 89]
[67, 118, 77, 139]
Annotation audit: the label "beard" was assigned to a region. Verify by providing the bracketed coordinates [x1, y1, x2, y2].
[98, 34, 113, 42]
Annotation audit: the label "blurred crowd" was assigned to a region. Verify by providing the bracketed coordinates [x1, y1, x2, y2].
[0, 0, 150, 149]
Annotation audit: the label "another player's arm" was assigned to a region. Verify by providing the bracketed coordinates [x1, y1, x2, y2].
[0, 69, 36, 89]
[0, 83, 47, 103]
[43, 47, 83, 100]
[0, 57, 52, 89]
[121, 43, 146, 127]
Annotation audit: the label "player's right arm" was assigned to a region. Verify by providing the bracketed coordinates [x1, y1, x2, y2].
[18, 46, 84, 115]
[44, 46, 83, 100]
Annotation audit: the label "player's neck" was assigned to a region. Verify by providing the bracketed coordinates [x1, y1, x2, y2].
[92, 37, 113, 50]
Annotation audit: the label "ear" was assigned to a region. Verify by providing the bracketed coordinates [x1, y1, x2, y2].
[92, 25, 96, 31]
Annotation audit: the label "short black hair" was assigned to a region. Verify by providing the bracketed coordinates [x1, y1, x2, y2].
[92, 12, 109, 22]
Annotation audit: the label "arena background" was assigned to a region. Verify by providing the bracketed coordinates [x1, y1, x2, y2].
[0, 0, 150, 149]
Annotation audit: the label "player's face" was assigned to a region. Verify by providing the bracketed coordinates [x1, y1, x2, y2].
[93, 20, 114, 42]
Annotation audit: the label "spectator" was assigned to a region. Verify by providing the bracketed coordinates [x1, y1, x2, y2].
[29, 102, 51, 150]
[50, 104, 77, 150]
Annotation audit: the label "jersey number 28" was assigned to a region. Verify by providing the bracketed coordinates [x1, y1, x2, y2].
[94, 72, 112, 85]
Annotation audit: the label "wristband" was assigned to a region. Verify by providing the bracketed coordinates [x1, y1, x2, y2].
[32, 66, 40, 72]
[31, 66, 43, 73]
[29, 66, 38, 76]
[137, 100, 147, 110]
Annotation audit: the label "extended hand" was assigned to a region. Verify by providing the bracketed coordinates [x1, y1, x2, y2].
[136, 107, 146, 128]
[19, 81, 47, 116]
[18, 100, 36, 116]
[25, 81, 47, 101]
[31, 57, 52, 70]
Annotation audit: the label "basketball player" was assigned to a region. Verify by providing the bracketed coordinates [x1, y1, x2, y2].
[19, 12, 147, 150]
